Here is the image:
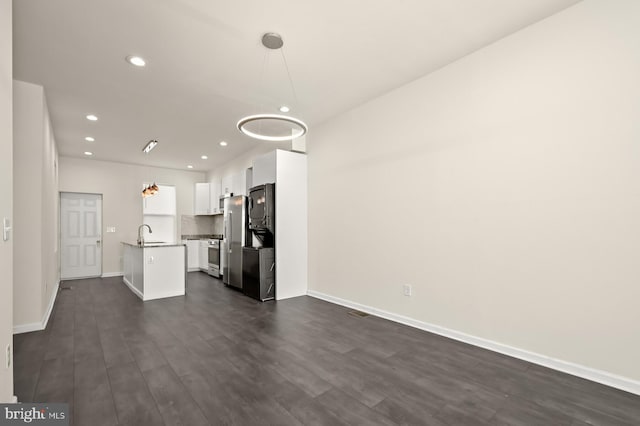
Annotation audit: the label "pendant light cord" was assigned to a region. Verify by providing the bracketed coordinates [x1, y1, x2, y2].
[257, 50, 270, 136]
[280, 47, 299, 105]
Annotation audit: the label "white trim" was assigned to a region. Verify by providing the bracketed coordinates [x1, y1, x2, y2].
[307, 290, 640, 396]
[122, 276, 144, 300]
[11, 396, 18, 403]
[143, 290, 185, 301]
[101, 271, 124, 278]
[13, 281, 60, 334]
[41, 280, 59, 329]
[12, 322, 42, 335]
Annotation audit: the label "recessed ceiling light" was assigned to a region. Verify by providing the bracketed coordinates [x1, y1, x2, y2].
[142, 140, 158, 153]
[219, 141, 227, 146]
[126, 55, 146, 67]
[86, 114, 98, 121]
[201, 155, 208, 160]
[84, 151, 93, 156]
[279, 105, 290, 113]
[187, 165, 194, 169]
[85, 136, 95, 142]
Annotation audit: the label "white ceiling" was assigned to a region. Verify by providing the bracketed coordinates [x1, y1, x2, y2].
[13, 0, 581, 172]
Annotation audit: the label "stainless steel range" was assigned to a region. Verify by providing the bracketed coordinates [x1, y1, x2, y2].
[207, 239, 221, 278]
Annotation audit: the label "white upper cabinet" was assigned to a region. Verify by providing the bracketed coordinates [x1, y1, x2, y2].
[221, 175, 232, 196]
[232, 170, 247, 196]
[209, 179, 221, 214]
[252, 150, 277, 186]
[143, 184, 176, 215]
[194, 182, 211, 215]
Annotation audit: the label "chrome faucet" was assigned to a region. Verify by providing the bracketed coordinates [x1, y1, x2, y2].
[137, 224, 152, 245]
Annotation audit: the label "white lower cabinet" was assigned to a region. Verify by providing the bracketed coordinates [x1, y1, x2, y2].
[122, 243, 186, 301]
[184, 240, 200, 272]
[199, 240, 209, 271]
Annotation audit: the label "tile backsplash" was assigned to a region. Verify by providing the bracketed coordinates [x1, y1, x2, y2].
[181, 214, 223, 236]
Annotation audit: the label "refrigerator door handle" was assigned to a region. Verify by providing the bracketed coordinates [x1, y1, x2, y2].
[227, 214, 232, 253]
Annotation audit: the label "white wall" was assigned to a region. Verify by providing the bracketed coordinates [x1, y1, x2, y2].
[58, 157, 205, 274]
[206, 142, 288, 187]
[274, 150, 308, 300]
[0, 0, 14, 402]
[13, 80, 59, 333]
[40, 96, 59, 323]
[308, 0, 640, 390]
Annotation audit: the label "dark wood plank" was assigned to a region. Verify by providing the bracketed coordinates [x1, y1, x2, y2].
[74, 355, 118, 426]
[143, 364, 209, 426]
[107, 362, 165, 426]
[12, 273, 640, 426]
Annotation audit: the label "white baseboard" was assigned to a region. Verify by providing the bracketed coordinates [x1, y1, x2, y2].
[102, 271, 124, 278]
[144, 290, 185, 301]
[41, 280, 59, 329]
[13, 281, 60, 335]
[307, 290, 640, 396]
[122, 276, 144, 300]
[12, 322, 42, 335]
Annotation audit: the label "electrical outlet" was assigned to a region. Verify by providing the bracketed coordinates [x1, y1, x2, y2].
[6, 344, 11, 368]
[403, 284, 412, 297]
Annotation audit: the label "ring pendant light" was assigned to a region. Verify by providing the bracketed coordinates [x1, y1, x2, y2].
[237, 33, 308, 141]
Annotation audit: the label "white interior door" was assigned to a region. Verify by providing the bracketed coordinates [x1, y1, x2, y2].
[60, 192, 102, 279]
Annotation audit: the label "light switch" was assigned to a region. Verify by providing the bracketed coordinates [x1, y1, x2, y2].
[106, 226, 116, 233]
[3, 218, 11, 241]
[148, 256, 154, 264]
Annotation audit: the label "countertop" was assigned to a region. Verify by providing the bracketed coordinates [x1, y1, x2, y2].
[181, 234, 223, 240]
[121, 241, 186, 248]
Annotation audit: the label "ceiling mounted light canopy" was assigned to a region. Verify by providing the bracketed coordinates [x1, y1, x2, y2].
[237, 33, 308, 142]
[262, 32, 284, 50]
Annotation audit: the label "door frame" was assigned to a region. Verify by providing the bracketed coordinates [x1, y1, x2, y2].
[59, 191, 104, 279]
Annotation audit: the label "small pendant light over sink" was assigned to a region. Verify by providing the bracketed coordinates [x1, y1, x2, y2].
[237, 33, 308, 142]
[142, 183, 159, 198]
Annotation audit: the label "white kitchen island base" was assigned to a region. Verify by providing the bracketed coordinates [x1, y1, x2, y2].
[122, 242, 186, 301]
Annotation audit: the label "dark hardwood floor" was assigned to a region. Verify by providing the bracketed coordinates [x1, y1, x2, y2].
[13, 273, 640, 426]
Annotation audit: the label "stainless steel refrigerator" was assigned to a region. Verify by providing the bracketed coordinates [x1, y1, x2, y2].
[223, 195, 249, 289]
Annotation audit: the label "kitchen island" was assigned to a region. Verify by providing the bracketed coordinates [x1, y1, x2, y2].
[122, 242, 186, 301]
